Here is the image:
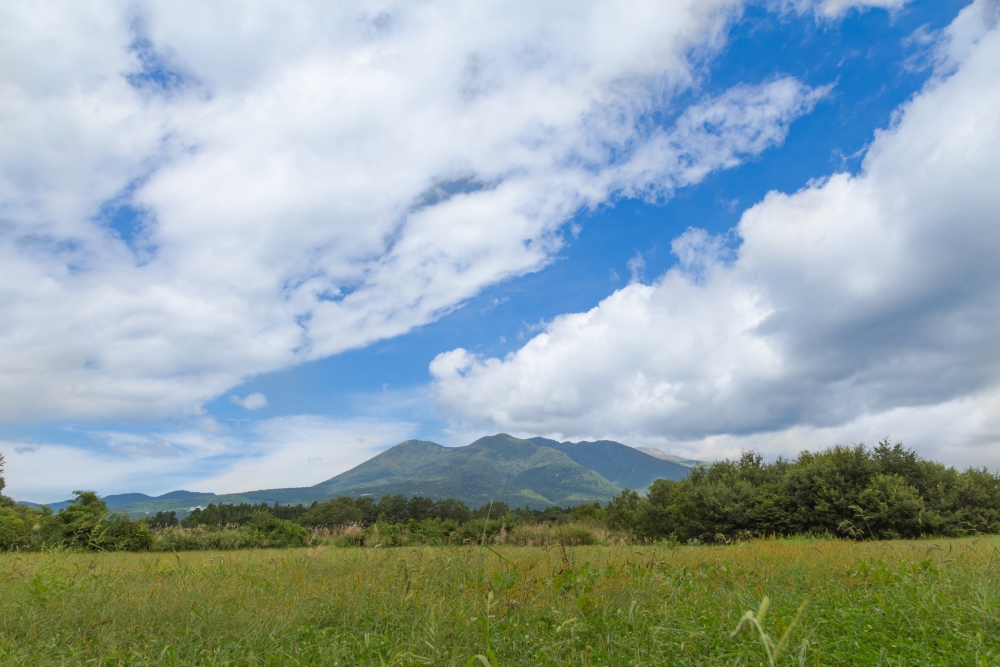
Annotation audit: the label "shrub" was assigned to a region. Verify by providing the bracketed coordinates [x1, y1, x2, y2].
[0, 507, 26, 551]
[249, 511, 309, 548]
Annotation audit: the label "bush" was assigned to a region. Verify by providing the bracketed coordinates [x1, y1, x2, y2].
[0, 507, 26, 550]
[249, 511, 309, 548]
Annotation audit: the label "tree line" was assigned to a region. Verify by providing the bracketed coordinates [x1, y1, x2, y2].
[3, 440, 1000, 551]
[179, 494, 600, 530]
[605, 440, 1000, 542]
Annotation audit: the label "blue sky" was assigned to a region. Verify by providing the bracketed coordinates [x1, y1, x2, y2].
[3, 0, 999, 502]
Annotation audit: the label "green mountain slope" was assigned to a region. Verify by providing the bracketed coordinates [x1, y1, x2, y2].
[313, 440, 448, 487]
[314, 434, 620, 508]
[529, 437, 690, 489]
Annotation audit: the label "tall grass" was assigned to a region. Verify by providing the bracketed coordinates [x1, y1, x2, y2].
[1, 537, 999, 665]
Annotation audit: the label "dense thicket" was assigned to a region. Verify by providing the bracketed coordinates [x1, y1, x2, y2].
[606, 440, 1000, 542]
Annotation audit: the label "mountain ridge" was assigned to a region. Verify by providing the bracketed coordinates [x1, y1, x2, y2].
[23, 435, 697, 516]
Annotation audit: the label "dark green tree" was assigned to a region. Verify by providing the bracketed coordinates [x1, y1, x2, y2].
[473, 501, 510, 519]
[376, 494, 409, 523]
[406, 495, 436, 521]
[150, 511, 179, 528]
[433, 498, 472, 523]
[355, 496, 378, 525]
[299, 497, 363, 527]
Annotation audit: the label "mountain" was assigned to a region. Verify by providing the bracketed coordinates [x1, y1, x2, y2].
[634, 447, 704, 467]
[314, 440, 448, 487]
[313, 434, 620, 508]
[529, 438, 690, 489]
[28, 434, 696, 517]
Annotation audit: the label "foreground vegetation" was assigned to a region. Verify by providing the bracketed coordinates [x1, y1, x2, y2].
[1, 537, 998, 665]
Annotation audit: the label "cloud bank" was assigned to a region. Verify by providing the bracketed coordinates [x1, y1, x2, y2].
[431, 1, 1000, 466]
[0, 0, 843, 422]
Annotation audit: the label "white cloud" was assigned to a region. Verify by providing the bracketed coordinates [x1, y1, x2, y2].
[430, 1, 1000, 468]
[230, 392, 267, 410]
[773, 0, 910, 18]
[0, 0, 832, 422]
[2, 416, 415, 502]
[818, 0, 908, 17]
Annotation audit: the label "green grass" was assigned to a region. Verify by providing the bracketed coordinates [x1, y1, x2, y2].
[1, 537, 999, 665]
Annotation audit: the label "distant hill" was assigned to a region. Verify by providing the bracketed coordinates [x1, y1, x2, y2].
[529, 438, 690, 488]
[27, 434, 697, 517]
[37, 490, 216, 513]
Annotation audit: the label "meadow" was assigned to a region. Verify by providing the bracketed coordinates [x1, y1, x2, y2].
[2, 537, 998, 666]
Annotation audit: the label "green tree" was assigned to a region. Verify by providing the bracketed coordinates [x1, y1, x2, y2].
[150, 511, 179, 528]
[0, 506, 27, 550]
[473, 501, 510, 519]
[299, 497, 363, 528]
[376, 494, 409, 523]
[406, 495, 436, 521]
[355, 496, 378, 525]
[605, 489, 647, 534]
[433, 498, 472, 523]
[848, 473, 924, 539]
[57, 491, 152, 551]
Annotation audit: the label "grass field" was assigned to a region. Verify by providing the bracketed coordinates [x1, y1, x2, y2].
[1, 537, 999, 665]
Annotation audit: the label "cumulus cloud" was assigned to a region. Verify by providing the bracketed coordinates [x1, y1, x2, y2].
[2, 416, 414, 502]
[430, 1, 1000, 467]
[0, 0, 841, 422]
